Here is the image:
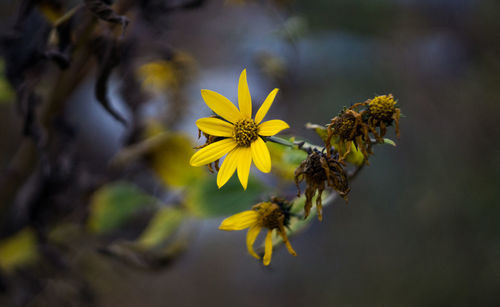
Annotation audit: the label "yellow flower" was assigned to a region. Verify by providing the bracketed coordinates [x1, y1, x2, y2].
[190, 69, 290, 189]
[219, 200, 296, 266]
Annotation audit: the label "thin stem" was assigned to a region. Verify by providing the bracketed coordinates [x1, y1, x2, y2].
[266, 136, 323, 153]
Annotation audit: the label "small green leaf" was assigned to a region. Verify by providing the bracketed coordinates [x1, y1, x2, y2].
[186, 176, 265, 217]
[0, 228, 38, 271]
[88, 182, 158, 234]
[0, 60, 14, 104]
[137, 207, 185, 249]
[383, 138, 397, 146]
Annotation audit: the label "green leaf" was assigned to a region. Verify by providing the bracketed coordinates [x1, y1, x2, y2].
[383, 138, 397, 146]
[0, 60, 14, 104]
[186, 176, 265, 217]
[137, 207, 185, 249]
[88, 182, 158, 234]
[0, 228, 38, 271]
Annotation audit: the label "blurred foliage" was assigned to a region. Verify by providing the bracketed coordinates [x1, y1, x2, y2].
[137, 207, 186, 249]
[0, 60, 14, 104]
[0, 228, 38, 272]
[275, 16, 308, 42]
[144, 121, 205, 187]
[267, 141, 307, 180]
[186, 176, 265, 217]
[137, 52, 196, 93]
[88, 182, 158, 234]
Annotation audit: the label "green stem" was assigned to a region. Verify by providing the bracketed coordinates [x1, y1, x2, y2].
[266, 136, 323, 153]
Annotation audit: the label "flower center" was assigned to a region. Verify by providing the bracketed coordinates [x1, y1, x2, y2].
[233, 119, 258, 147]
[252, 202, 284, 229]
[332, 112, 358, 140]
[369, 94, 396, 122]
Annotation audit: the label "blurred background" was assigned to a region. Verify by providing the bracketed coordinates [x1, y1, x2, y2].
[0, 0, 499, 306]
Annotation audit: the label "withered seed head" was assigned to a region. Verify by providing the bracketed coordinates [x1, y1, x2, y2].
[253, 202, 283, 229]
[368, 94, 396, 123]
[329, 110, 365, 142]
[365, 94, 401, 141]
[331, 112, 357, 140]
[325, 108, 371, 164]
[294, 150, 350, 221]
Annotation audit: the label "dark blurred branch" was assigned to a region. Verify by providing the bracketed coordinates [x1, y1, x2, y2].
[94, 38, 127, 125]
[0, 140, 37, 218]
[84, 0, 129, 33]
[0, 15, 98, 225]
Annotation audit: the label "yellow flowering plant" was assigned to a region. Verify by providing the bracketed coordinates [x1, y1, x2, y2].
[86, 71, 403, 268]
[0, 0, 414, 301]
[188, 69, 402, 265]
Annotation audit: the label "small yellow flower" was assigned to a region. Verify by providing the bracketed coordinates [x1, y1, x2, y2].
[219, 199, 296, 266]
[190, 69, 290, 189]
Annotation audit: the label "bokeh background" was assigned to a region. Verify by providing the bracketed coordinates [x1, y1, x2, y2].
[0, 0, 499, 306]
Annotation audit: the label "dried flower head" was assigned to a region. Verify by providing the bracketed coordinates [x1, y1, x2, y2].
[294, 150, 350, 221]
[219, 197, 296, 266]
[325, 107, 371, 163]
[366, 94, 400, 141]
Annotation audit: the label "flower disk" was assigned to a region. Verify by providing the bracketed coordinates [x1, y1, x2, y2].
[332, 112, 358, 140]
[253, 202, 284, 229]
[233, 119, 258, 147]
[369, 94, 396, 123]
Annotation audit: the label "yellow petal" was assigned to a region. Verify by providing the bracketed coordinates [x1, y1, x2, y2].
[219, 210, 259, 231]
[190, 138, 237, 167]
[201, 89, 242, 123]
[250, 137, 271, 173]
[263, 229, 273, 266]
[255, 88, 279, 124]
[278, 226, 297, 256]
[237, 146, 252, 190]
[196, 117, 234, 137]
[258, 119, 290, 136]
[217, 148, 239, 188]
[246, 224, 261, 260]
[238, 69, 252, 119]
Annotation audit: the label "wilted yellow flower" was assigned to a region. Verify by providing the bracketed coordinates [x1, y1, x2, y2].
[366, 94, 401, 140]
[190, 69, 289, 189]
[219, 199, 296, 266]
[294, 150, 350, 221]
[326, 108, 371, 163]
